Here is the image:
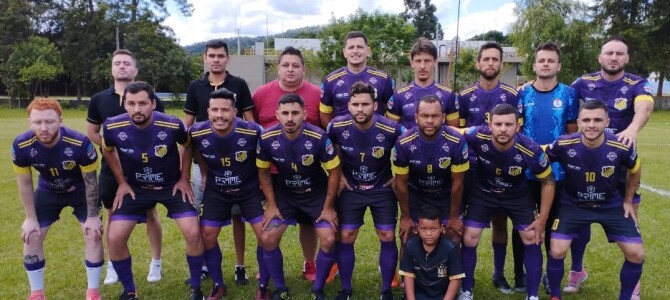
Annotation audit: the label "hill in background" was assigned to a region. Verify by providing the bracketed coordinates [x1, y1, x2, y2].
[183, 25, 323, 54]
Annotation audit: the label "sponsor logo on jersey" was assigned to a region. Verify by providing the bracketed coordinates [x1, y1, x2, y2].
[369, 77, 378, 85]
[157, 131, 167, 141]
[336, 80, 345, 86]
[539, 153, 548, 167]
[154, 145, 167, 158]
[201, 139, 210, 148]
[30, 148, 38, 157]
[304, 140, 313, 150]
[410, 144, 417, 152]
[568, 149, 577, 157]
[481, 144, 489, 152]
[86, 144, 97, 160]
[514, 154, 523, 163]
[325, 139, 334, 155]
[405, 92, 412, 99]
[470, 94, 476, 102]
[607, 152, 617, 161]
[237, 138, 247, 147]
[442, 143, 450, 153]
[643, 82, 653, 94]
[64, 147, 73, 157]
[272, 140, 280, 150]
[620, 86, 628, 94]
[376, 133, 385, 142]
[387, 97, 394, 110]
[588, 83, 596, 90]
[118, 132, 128, 141]
[342, 130, 350, 139]
[500, 94, 507, 101]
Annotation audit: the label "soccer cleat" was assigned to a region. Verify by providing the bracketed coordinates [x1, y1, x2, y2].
[184, 269, 210, 285]
[493, 275, 514, 294]
[234, 266, 250, 285]
[380, 289, 394, 300]
[310, 289, 326, 300]
[118, 291, 138, 300]
[207, 284, 226, 300]
[334, 290, 353, 300]
[271, 287, 290, 300]
[27, 290, 46, 300]
[147, 261, 162, 283]
[190, 288, 205, 300]
[631, 280, 641, 300]
[391, 273, 400, 289]
[256, 285, 270, 300]
[514, 273, 527, 293]
[326, 263, 339, 283]
[541, 273, 551, 295]
[86, 288, 101, 300]
[457, 291, 473, 300]
[303, 261, 316, 282]
[563, 269, 588, 294]
[104, 262, 119, 285]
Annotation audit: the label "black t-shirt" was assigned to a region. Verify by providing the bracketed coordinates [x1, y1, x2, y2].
[183, 71, 254, 122]
[87, 86, 165, 125]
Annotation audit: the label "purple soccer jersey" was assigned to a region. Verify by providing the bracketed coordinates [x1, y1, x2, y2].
[102, 112, 188, 189]
[320, 66, 394, 118]
[458, 82, 522, 127]
[463, 126, 552, 198]
[189, 118, 262, 196]
[391, 125, 470, 197]
[327, 114, 404, 191]
[12, 127, 98, 192]
[256, 123, 340, 195]
[571, 72, 654, 134]
[545, 132, 639, 208]
[387, 81, 459, 129]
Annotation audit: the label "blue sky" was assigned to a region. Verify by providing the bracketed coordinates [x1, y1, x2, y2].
[163, 0, 519, 46]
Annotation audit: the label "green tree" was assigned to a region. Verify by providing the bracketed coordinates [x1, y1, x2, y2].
[468, 30, 510, 45]
[401, 0, 444, 40]
[5, 36, 63, 97]
[449, 48, 480, 91]
[0, 0, 32, 100]
[646, 0, 670, 95]
[509, 0, 601, 84]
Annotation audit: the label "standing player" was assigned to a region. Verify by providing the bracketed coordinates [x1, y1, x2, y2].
[319, 31, 394, 128]
[183, 39, 256, 285]
[86, 49, 164, 285]
[102, 82, 205, 300]
[518, 42, 579, 293]
[14, 98, 103, 300]
[256, 94, 341, 300]
[458, 104, 555, 300]
[544, 100, 644, 300]
[387, 38, 459, 129]
[188, 88, 267, 299]
[252, 46, 321, 282]
[327, 82, 404, 300]
[458, 41, 525, 293]
[568, 36, 653, 297]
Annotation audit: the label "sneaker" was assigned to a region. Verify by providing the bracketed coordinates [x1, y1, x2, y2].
[310, 289, 326, 300]
[326, 263, 339, 283]
[303, 261, 316, 282]
[380, 289, 394, 300]
[86, 288, 101, 300]
[234, 266, 250, 285]
[631, 280, 641, 300]
[271, 288, 290, 300]
[105, 262, 119, 285]
[184, 270, 210, 285]
[514, 273, 527, 293]
[118, 291, 138, 300]
[190, 288, 205, 300]
[147, 261, 162, 283]
[256, 285, 270, 300]
[207, 284, 226, 300]
[541, 273, 550, 295]
[457, 291, 473, 300]
[27, 290, 46, 300]
[334, 290, 353, 300]
[563, 269, 588, 294]
[492, 275, 514, 294]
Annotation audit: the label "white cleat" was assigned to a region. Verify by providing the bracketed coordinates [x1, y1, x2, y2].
[104, 262, 119, 285]
[147, 261, 162, 283]
[458, 291, 473, 300]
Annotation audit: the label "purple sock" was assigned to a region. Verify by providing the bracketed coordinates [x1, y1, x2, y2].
[111, 256, 135, 293]
[313, 248, 336, 291]
[257, 246, 270, 286]
[204, 245, 224, 286]
[337, 242, 355, 292]
[263, 247, 286, 289]
[380, 240, 398, 291]
[619, 260, 643, 300]
[492, 242, 507, 278]
[186, 254, 205, 289]
[547, 255, 564, 298]
[570, 226, 591, 272]
[524, 244, 543, 297]
[461, 245, 478, 292]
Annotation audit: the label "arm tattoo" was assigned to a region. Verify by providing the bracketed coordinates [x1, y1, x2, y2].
[24, 254, 39, 264]
[83, 172, 100, 217]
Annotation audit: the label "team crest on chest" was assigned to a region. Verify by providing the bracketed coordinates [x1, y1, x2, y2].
[154, 145, 168, 158]
[607, 152, 617, 161]
[272, 141, 281, 150]
[64, 147, 73, 157]
[30, 148, 38, 157]
[553, 98, 563, 108]
[437, 264, 447, 278]
[118, 132, 128, 141]
[201, 139, 210, 148]
[302, 154, 314, 166]
[508, 166, 523, 176]
[157, 131, 167, 141]
[372, 146, 385, 158]
[342, 130, 350, 139]
[614, 98, 627, 111]
[237, 138, 247, 147]
[439, 157, 451, 169]
[376, 133, 385, 142]
[235, 151, 247, 162]
[62, 160, 76, 170]
[601, 166, 615, 178]
[568, 149, 577, 157]
[304, 140, 313, 150]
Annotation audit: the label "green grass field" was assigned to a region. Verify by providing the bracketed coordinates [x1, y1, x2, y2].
[1, 108, 668, 299]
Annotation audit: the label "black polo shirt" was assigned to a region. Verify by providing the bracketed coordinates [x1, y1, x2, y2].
[87, 86, 165, 125]
[183, 71, 254, 122]
[399, 235, 465, 300]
